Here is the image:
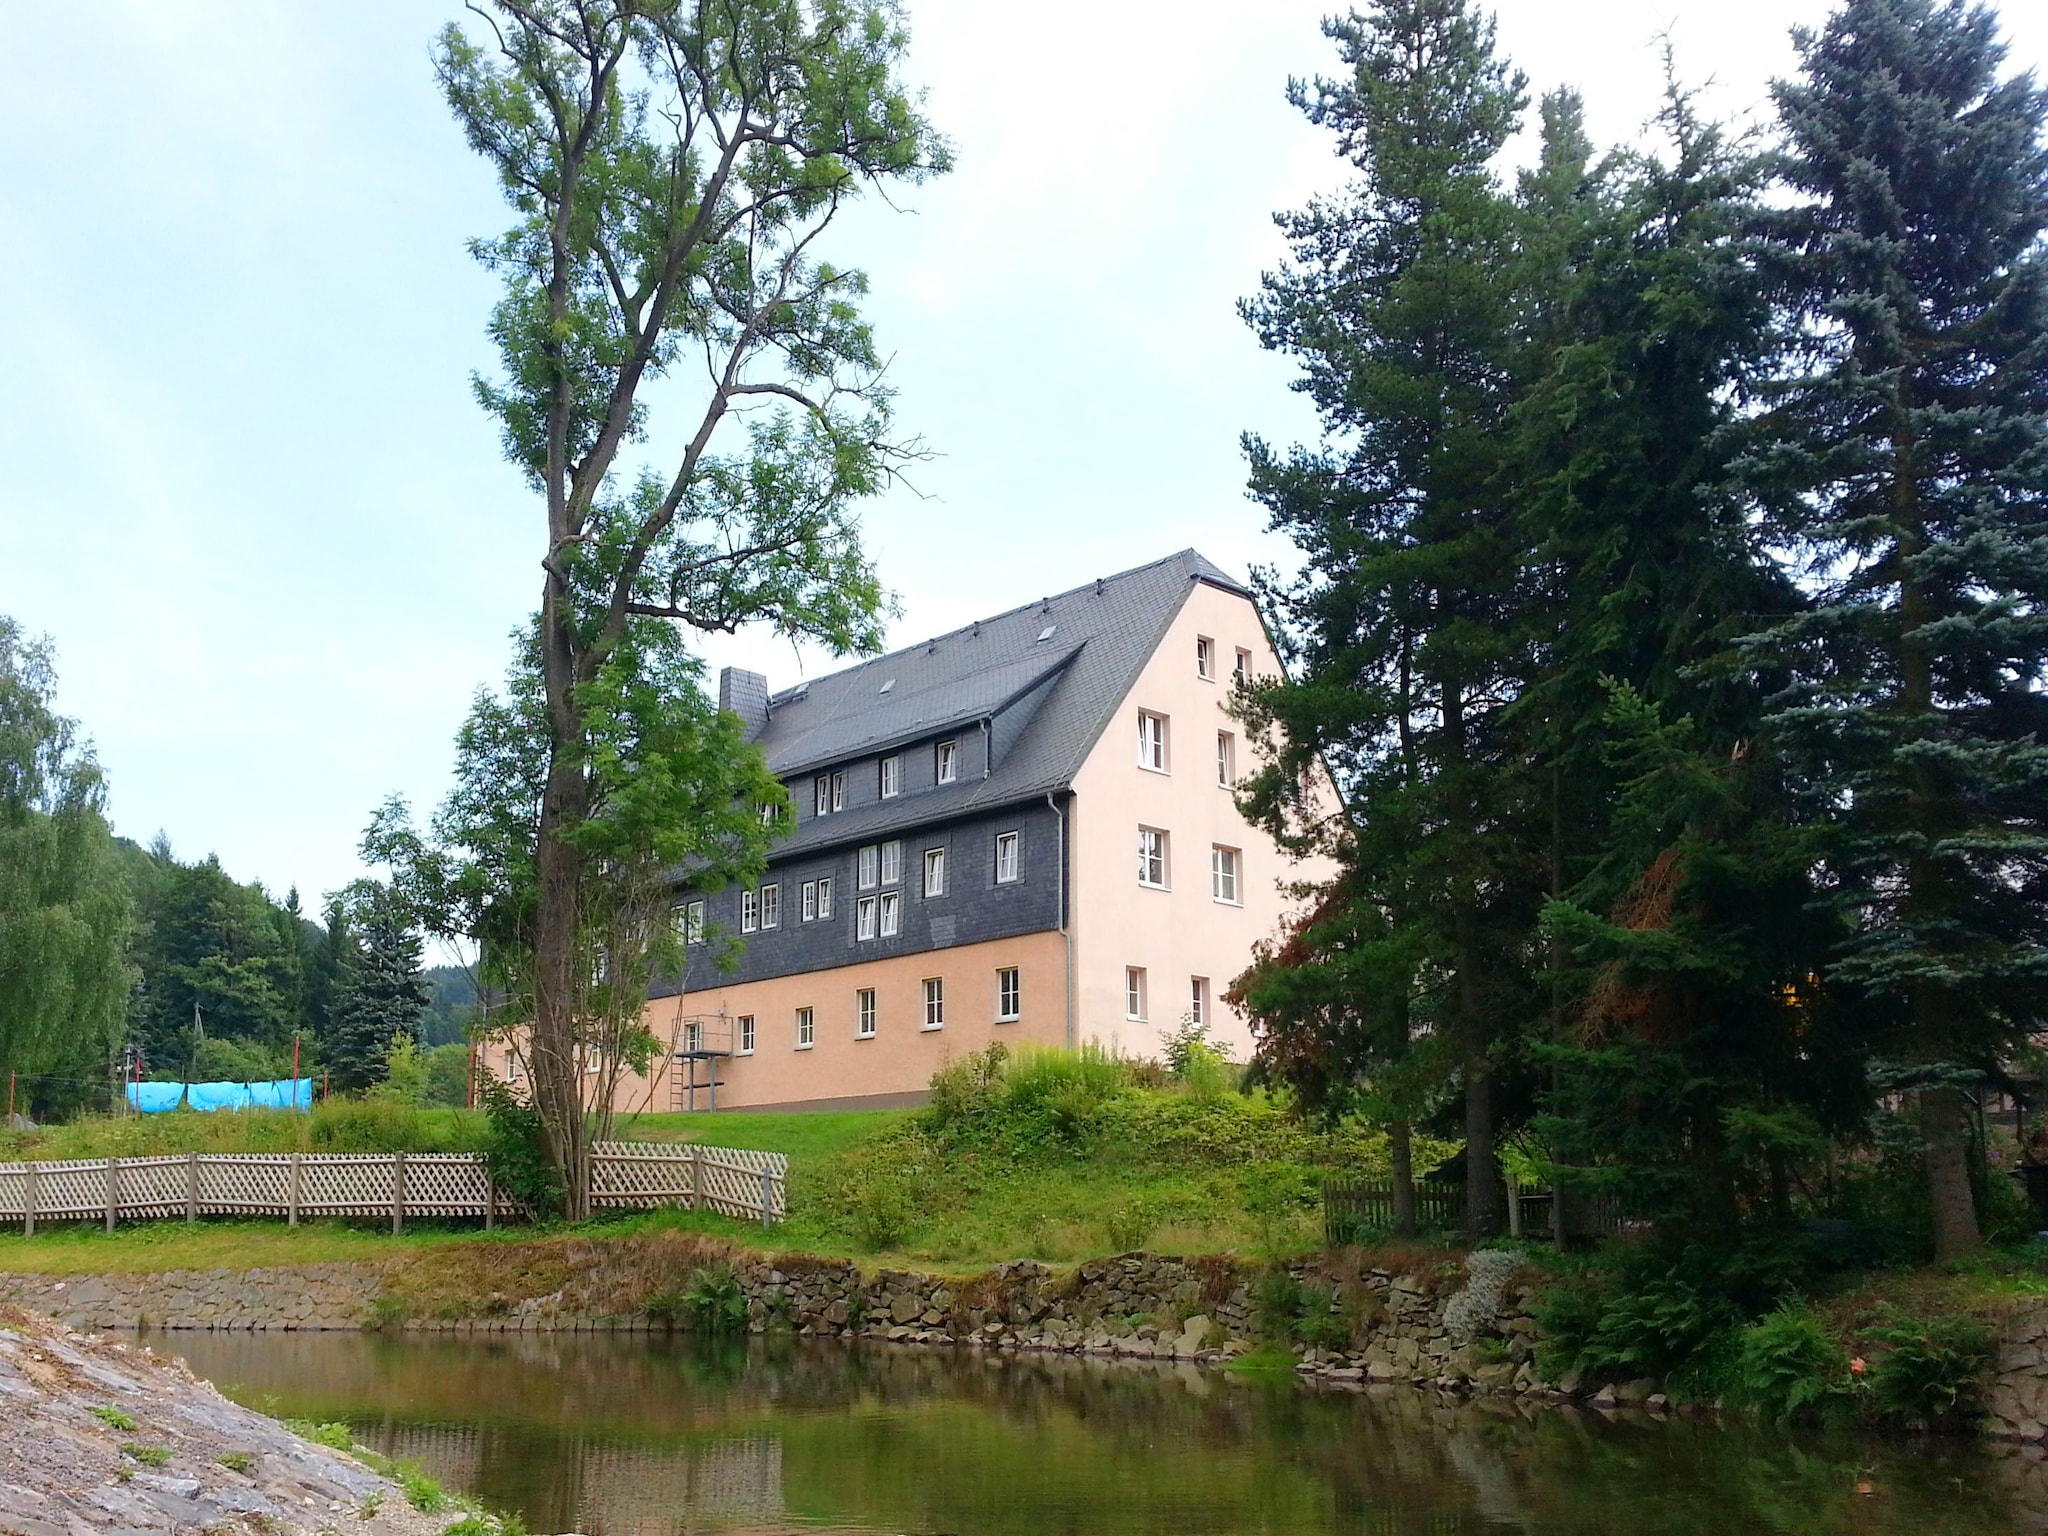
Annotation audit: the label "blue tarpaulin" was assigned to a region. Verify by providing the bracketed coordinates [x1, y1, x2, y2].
[126, 1082, 186, 1114]
[125, 1079, 311, 1114]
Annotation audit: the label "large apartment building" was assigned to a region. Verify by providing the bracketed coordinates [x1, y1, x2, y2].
[497, 549, 1334, 1111]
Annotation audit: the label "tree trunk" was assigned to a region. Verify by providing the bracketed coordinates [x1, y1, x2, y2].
[533, 745, 592, 1220]
[1923, 1085, 1981, 1262]
[1463, 1029, 1499, 1243]
[1390, 1120, 1416, 1239]
[1892, 404, 1980, 1259]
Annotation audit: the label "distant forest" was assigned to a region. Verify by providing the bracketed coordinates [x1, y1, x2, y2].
[118, 834, 478, 1086]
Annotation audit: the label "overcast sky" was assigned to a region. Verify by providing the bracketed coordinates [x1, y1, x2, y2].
[4, 0, 2044, 904]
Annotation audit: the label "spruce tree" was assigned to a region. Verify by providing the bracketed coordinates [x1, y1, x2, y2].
[324, 894, 428, 1093]
[1239, 0, 1534, 1239]
[1747, 0, 2048, 1257]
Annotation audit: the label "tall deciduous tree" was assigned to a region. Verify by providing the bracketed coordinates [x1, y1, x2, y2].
[1745, 0, 2048, 1258]
[0, 619, 133, 1118]
[434, 0, 946, 1212]
[1238, 0, 1532, 1240]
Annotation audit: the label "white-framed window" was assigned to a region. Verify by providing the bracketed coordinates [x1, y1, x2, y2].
[995, 831, 1020, 884]
[924, 847, 946, 898]
[816, 877, 834, 920]
[684, 1020, 703, 1053]
[796, 1007, 814, 1049]
[857, 988, 877, 1039]
[1125, 967, 1147, 1021]
[880, 839, 903, 886]
[814, 775, 832, 816]
[1234, 647, 1252, 682]
[1190, 976, 1209, 1027]
[858, 845, 880, 889]
[739, 1014, 755, 1054]
[1212, 845, 1240, 904]
[1137, 710, 1169, 773]
[997, 967, 1020, 1022]
[880, 754, 902, 799]
[759, 882, 780, 929]
[801, 880, 818, 922]
[936, 739, 958, 784]
[1217, 730, 1235, 788]
[922, 977, 945, 1030]
[1138, 827, 1169, 888]
[879, 890, 901, 937]
[740, 889, 759, 933]
[856, 895, 878, 941]
[759, 802, 778, 826]
[1197, 635, 1216, 679]
[674, 899, 705, 944]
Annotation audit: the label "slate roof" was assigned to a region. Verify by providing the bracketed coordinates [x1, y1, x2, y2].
[750, 548, 1248, 859]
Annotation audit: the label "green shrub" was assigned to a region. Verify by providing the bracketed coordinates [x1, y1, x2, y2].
[92, 1406, 137, 1431]
[1254, 1266, 1306, 1342]
[122, 1445, 172, 1467]
[1541, 1269, 1738, 1384]
[1100, 1202, 1156, 1253]
[478, 1076, 561, 1218]
[216, 1452, 255, 1474]
[1734, 1304, 1848, 1420]
[674, 1262, 750, 1335]
[309, 1097, 423, 1153]
[1863, 1306, 1992, 1424]
[851, 1180, 917, 1252]
[1295, 1284, 1353, 1350]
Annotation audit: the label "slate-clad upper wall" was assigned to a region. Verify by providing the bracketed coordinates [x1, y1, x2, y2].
[658, 800, 1064, 994]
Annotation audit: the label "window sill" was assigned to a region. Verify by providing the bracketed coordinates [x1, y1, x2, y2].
[1138, 881, 1170, 892]
[1137, 763, 1171, 776]
[856, 1032, 876, 1042]
[794, 1043, 814, 1052]
[737, 1049, 754, 1057]
[995, 1014, 1020, 1025]
[920, 1023, 945, 1033]
[1125, 1014, 1146, 1025]
[1212, 897, 1243, 908]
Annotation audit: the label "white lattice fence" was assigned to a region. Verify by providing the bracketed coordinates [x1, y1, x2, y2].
[588, 1142, 786, 1223]
[0, 1142, 784, 1231]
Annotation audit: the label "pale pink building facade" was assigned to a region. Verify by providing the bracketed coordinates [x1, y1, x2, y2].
[483, 550, 1334, 1111]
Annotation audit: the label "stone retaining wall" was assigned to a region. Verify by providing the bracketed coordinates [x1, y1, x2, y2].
[11, 1249, 2048, 1437]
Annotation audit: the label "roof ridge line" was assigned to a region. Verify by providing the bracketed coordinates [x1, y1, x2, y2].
[766, 548, 1213, 701]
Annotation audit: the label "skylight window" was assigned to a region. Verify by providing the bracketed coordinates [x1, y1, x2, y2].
[1036, 624, 1057, 642]
[879, 678, 895, 694]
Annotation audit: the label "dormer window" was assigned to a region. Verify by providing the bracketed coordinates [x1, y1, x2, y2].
[936, 739, 958, 784]
[814, 771, 845, 815]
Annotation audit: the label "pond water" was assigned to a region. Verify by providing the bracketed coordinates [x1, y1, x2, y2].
[173, 1331, 2048, 1536]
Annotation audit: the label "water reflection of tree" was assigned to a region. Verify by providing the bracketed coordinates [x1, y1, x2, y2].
[174, 1333, 2046, 1536]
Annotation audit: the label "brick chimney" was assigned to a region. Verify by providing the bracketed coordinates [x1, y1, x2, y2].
[718, 666, 770, 737]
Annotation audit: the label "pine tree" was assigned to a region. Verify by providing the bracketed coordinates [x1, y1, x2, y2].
[324, 893, 427, 1093]
[1239, 0, 1535, 1239]
[1746, 0, 2048, 1258]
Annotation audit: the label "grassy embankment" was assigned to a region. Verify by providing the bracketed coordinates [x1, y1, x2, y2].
[0, 1045, 1420, 1276]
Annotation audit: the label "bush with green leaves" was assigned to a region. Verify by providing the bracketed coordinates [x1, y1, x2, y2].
[676, 1262, 750, 1335]
[477, 1075, 560, 1218]
[1862, 1306, 1992, 1424]
[1734, 1304, 1848, 1420]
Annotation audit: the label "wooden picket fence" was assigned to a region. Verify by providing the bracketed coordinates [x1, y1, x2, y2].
[1324, 1177, 1628, 1245]
[0, 1141, 786, 1235]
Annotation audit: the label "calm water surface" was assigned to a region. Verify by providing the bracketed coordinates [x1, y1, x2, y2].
[172, 1331, 2048, 1536]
